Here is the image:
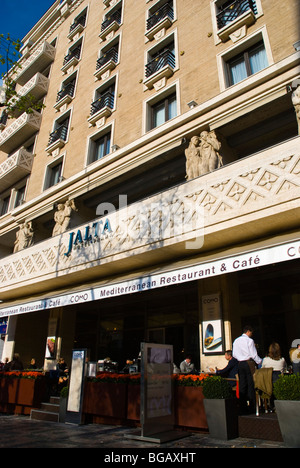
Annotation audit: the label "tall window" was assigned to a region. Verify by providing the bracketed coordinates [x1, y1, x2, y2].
[14, 185, 26, 208]
[46, 162, 63, 189]
[1, 196, 10, 216]
[151, 93, 177, 129]
[91, 132, 111, 162]
[227, 41, 268, 86]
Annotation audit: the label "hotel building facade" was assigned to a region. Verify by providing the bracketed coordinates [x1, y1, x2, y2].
[0, 0, 299, 372]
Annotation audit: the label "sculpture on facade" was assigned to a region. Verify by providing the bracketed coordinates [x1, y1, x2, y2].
[292, 81, 300, 134]
[52, 199, 77, 237]
[13, 221, 34, 252]
[185, 130, 222, 180]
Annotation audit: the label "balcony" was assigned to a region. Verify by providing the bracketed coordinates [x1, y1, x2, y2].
[9, 73, 49, 118]
[216, 0, 257, 42]
[14, 41, 55, 86]
[0, 111, 42, 154]
[68, 14, 86, 40]
[54, 81, 75, 110]
[88, 91, 114, 125]
[145, 2, 174, 41]
[0, 136, 299, 299]
[61, 46, 81, 73]
[46, 123, 69, 153]
[0, 148, 34, 191]
[144, 49, 175, 89]
[99, 9, 122, 41]
[94, 47, 119, 80]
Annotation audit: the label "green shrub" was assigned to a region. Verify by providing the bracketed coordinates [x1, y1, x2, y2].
[273, 374, 300, 401]
[202, 375, 233, 399]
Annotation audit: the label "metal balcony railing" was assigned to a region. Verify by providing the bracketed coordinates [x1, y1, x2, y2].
[69, 14, 86, 33]
[63, 46, 81, 66]
[96, 47, 118, 71]
[216, 0, 257, 29]
[56, 82, 75, 102]
[90, 91, 114, 116]
[101, 9, 122, 31]
[146, 2, 174, 31]
[145, 49, 175, 78]
[48, 123, 68, 146]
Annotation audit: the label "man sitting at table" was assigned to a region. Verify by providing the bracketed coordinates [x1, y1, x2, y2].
[210, 350, 238, 386]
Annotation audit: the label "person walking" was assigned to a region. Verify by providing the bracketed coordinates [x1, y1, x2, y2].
[233, 326, 262, 414]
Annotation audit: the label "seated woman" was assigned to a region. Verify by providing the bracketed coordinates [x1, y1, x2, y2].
[262, 342, 287, 383]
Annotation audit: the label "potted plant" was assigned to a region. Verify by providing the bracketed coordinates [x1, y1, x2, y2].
[202, 376, 238, 440]
[273, 374, 300, 447]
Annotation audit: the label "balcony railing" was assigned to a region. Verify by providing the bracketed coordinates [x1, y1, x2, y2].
[63, 46, 81, 66]
[146, 2, 174, 31]
[145, 49, 175, 78]
[101, 9, 122, 31]
[69, 14, 86, 33]
[96, 47, 118, 71]
[0, 148, 34, 191]
[90, 91, 114, 116]
[48, 124, 69, 146]
[217, 0, 257, 30]
[56, 82, 75, 102]
[0, 111, 42, 154]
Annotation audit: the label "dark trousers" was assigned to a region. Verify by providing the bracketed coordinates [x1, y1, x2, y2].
[238, 360, 256, 414]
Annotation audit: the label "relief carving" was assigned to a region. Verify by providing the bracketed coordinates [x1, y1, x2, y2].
[52, 199, 77, 236]
[185, 130, 223, 180]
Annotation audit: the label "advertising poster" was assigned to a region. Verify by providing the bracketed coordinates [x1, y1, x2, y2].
[202, 293, 224, 354]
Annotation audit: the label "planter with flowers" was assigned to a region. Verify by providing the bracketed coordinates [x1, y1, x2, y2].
[202, 375, 238, 440]
[0, 371, 46, 414]
[174, 373, 209, 429]
[274, 373, 300, 447]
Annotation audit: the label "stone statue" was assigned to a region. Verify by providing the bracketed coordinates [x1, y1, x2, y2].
[185, 131, 222, 180]
[199, 130, 222, 175]
[52, 199, 77, 236]
[13, 221, 34, 252]
[185, 136, 201, 180]
[292, 82, 300, 134]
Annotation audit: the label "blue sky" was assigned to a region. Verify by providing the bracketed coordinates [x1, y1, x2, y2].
[0, 0, 55, 78]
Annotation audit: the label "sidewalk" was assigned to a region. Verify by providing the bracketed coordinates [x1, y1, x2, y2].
[0, 414, 286, 449]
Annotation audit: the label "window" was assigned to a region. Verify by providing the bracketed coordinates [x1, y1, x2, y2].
[48, 114, 70, 147]
[216, 0, 257, 30]
[90, 83, 115, 118]
[146, 41, 175, 78]
[45, 161, 63, 189]
[14, 185, 26, 208]
[226, 40, 268, 86]
[89, 131, 111, 164]
[0, 196, 10, 216]
[151, 92, 177, 128]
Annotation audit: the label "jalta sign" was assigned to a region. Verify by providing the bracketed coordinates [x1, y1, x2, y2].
[64, 218, 112, 257]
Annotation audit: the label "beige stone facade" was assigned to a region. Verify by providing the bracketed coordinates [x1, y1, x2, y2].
[0, 0, 299, 371]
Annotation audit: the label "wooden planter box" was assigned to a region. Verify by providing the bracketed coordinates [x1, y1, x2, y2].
[83, 381, 127, 419]
[0, 377, 46, 414]
[174, 386, 208, 430]
[127, 384, 140, 421]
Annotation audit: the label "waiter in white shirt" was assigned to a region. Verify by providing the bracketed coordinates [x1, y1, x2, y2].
[233, 325, 262, 414]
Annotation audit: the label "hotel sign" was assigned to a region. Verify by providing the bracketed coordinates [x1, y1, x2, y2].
[0, 239, 299, 317]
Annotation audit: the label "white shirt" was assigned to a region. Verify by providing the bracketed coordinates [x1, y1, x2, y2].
[233, 333, 262, 365]
[262, 356, 287, 372]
